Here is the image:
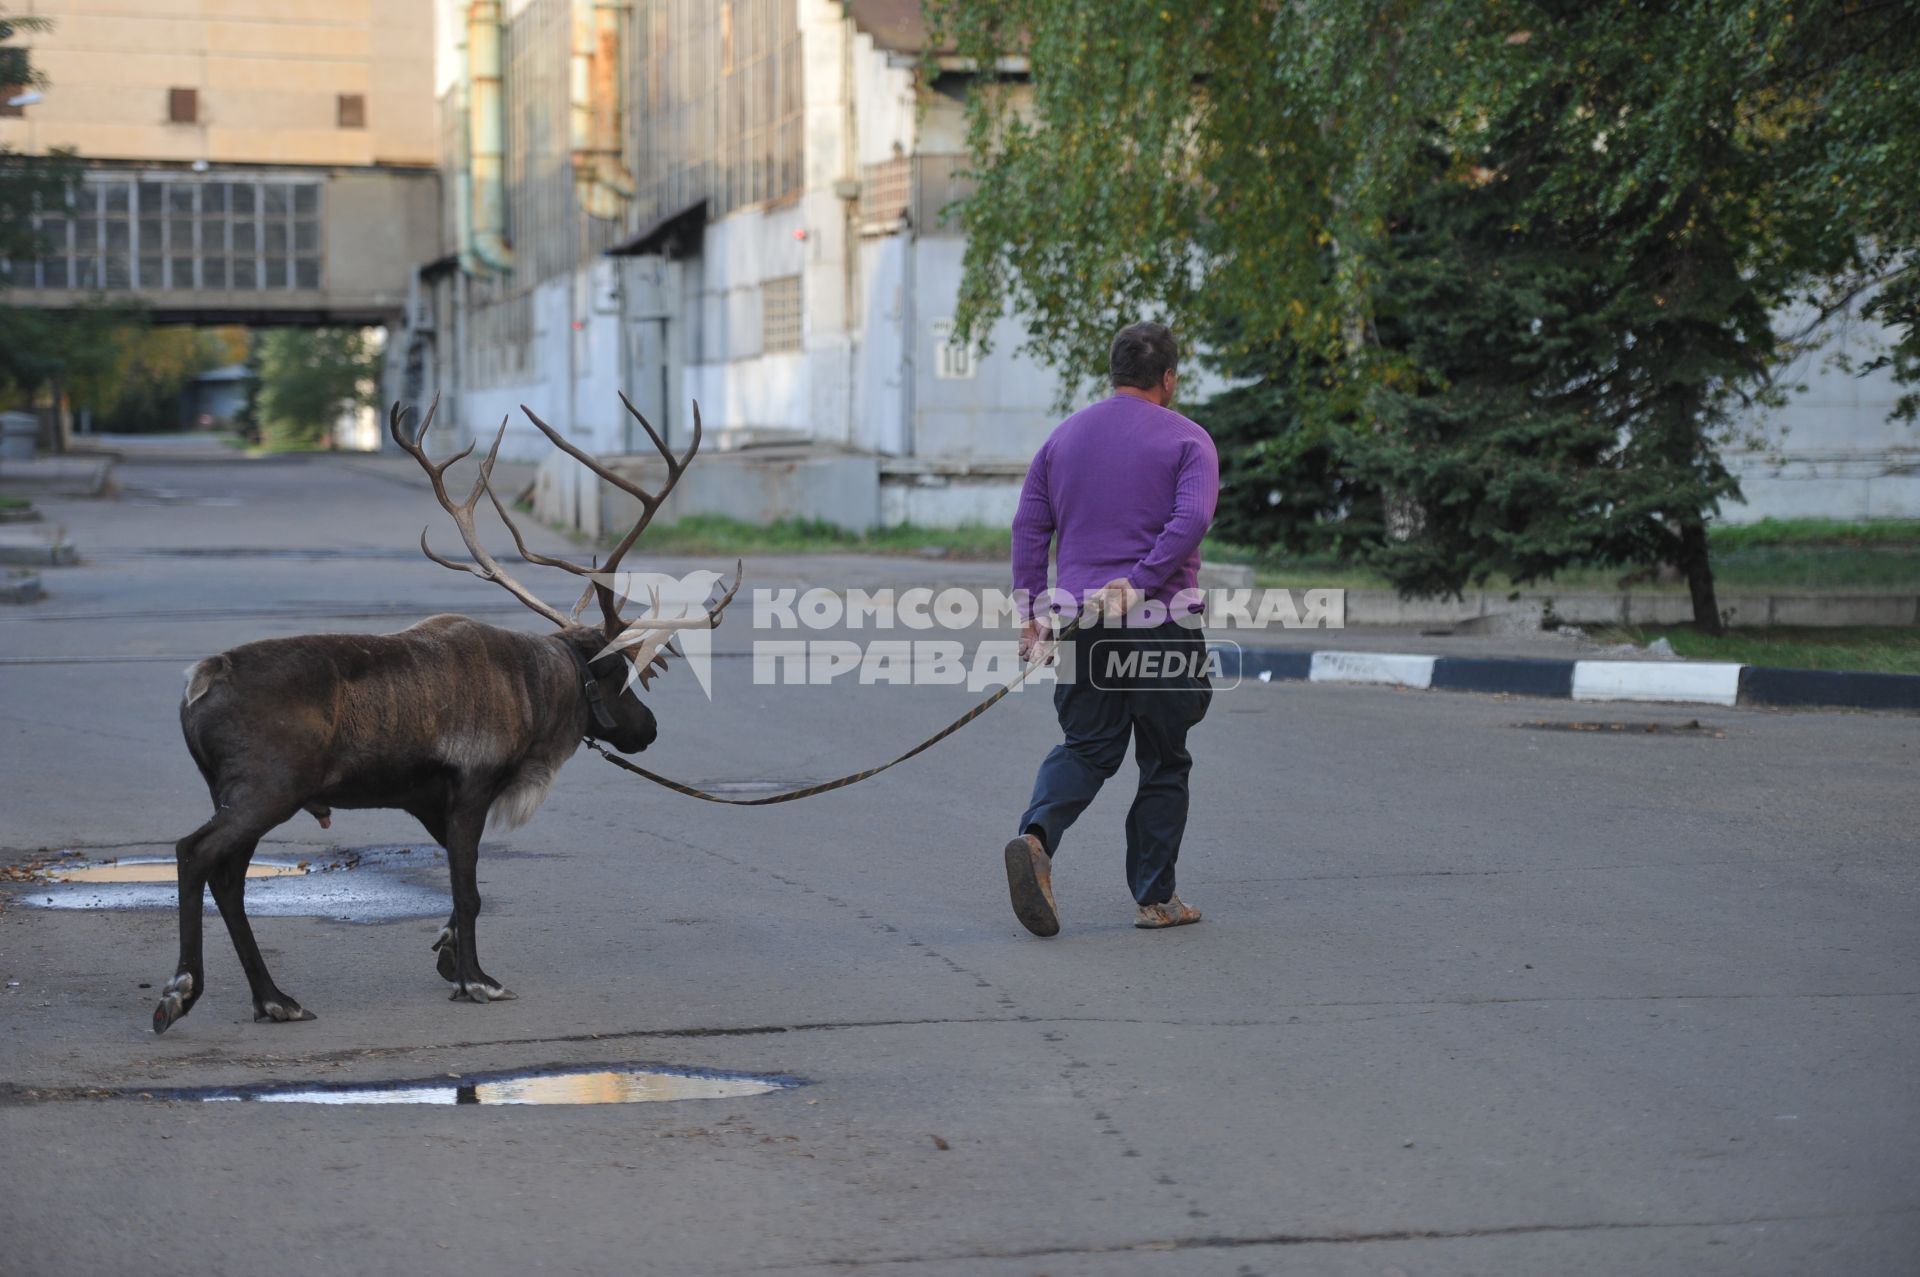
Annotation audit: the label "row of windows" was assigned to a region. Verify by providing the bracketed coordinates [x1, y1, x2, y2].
[6, 176, 324, 293]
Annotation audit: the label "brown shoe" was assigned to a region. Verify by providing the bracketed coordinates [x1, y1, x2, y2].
[1003, 834, 1060, 937]
[1134, 895, 1201, 929]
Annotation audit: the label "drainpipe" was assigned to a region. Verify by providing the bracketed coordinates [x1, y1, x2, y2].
[466, 0, 512, 273]
[842, 12, 859, 451]
[571, 0, 633, 221]
[901, 219, 917, 459]
[453, 48, 477, 276]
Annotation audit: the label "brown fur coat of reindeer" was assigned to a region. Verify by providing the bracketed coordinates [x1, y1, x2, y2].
[154, 395, 737, 1033]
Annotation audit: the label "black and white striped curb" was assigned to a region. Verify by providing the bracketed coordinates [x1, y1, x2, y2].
[1213, 646, 1920, 712]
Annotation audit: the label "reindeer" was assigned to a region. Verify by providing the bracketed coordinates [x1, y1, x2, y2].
[152, 395, 737, 1034]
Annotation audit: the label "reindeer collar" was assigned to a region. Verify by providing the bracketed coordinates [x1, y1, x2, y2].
[563, 641, 624, 739]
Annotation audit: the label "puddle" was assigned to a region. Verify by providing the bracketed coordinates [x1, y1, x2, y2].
[48, 861, 305, 884]
[160, 1063, 802, 1106]
[14, 845, 448, 922]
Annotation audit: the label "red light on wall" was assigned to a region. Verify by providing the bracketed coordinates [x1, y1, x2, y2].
[792, 228, 808, 241]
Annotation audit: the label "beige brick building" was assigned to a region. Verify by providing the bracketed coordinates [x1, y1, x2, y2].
[1, 0, 435, 169]
[0, 0, 440, 329]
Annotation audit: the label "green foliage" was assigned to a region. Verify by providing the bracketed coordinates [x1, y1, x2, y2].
[96, 327, 240, 430]
[932, 0, 1920, 629]
[0, 6, 131, 415]
[1194, 376, 1380, 559]
[255, 328, 381, 451]
[1709, 518, 1920, 550]
[1592, 626, 1920, 676]
[0, 10, 71, 274]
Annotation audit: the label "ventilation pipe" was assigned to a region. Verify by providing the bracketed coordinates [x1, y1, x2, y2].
[453, 43, 477, 276]
[465, 0, 512, 273]
[570, 0, 633, 220]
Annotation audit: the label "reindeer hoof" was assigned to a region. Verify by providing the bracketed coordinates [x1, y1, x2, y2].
[449, 980, 515, 1004]
[254, 998, 317, 1024]
[150, 973, 195, 1035]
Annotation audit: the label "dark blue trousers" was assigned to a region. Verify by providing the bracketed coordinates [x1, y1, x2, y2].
[1018, 622, 1213, 905]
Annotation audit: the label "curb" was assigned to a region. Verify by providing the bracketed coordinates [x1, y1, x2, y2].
[1217, 646, 1920, 713]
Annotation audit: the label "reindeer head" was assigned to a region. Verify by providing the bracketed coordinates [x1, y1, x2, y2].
[390, 394, 741, 755]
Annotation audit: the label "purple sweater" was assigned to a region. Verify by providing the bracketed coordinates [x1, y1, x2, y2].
[1011, 394, 1220, 613]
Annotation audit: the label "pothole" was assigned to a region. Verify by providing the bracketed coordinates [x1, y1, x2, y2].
[11, 845, 448, 922]
[1514, 719, 1724, 738]
[141, 1063, 802, 1106]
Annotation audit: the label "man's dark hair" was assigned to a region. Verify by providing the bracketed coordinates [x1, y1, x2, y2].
[1109, 322, 1178, 390]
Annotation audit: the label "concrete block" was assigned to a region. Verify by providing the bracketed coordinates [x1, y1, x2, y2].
[1343, 590, 1487, 626]
[0, 528, 76, 567]
[598, 448, 882, 535]
[1767, 594, 1920, 627]
[0, 457, 112, 498]
[0, 411, 37, 461]
[1197, 561, 1255, 590]
[1572, 660, 1743, 706]
[1309, 651, 1437, 689]
[0, 568, 42, 603]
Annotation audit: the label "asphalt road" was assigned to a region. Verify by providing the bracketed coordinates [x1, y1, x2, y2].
[2, 451, 1917, 1276]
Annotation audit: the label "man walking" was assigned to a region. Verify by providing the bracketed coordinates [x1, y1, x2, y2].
[1004, 322, 1220, 936]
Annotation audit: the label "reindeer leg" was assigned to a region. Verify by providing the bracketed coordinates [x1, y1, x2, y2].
[433, 909, 458, 983]
[409, 805, 462, 984]
[154, 807, 282, 1033]
[441, 802, 514, 1004]
[153, 816, 219, 1033]
[209, 853, 314, 1024]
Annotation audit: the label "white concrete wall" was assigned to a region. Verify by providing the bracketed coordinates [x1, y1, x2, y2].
[441, 0, 1260, 536]
[879, 474, 1022, 528]
[853, 234, 910, 455]
[1722, 309, 1919, 522]
[852, 30, 918, 166]
[459, 276, 626, 449]
[908, 238, 1068, 461]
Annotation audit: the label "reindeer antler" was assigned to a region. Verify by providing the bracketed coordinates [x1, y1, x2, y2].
[502, 395, 701, 621]
[389, 397, 569, 627]
[603, 566, 745, 688]
[392, 394, 741, 689]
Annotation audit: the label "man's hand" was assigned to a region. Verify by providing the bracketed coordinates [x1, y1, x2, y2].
[1092, 577, 1142, 621]
[1019, 617, 1057, 666]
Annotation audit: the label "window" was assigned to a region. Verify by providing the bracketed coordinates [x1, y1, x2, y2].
[761, 274, 802, 354]
[35, 173, 322, 293]
[857, 158, 911, 235]
[337, 94, 365, 129]
[168, 87, 197, 124]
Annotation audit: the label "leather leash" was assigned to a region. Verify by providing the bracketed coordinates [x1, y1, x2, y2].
[584, 618, 1081, 806]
